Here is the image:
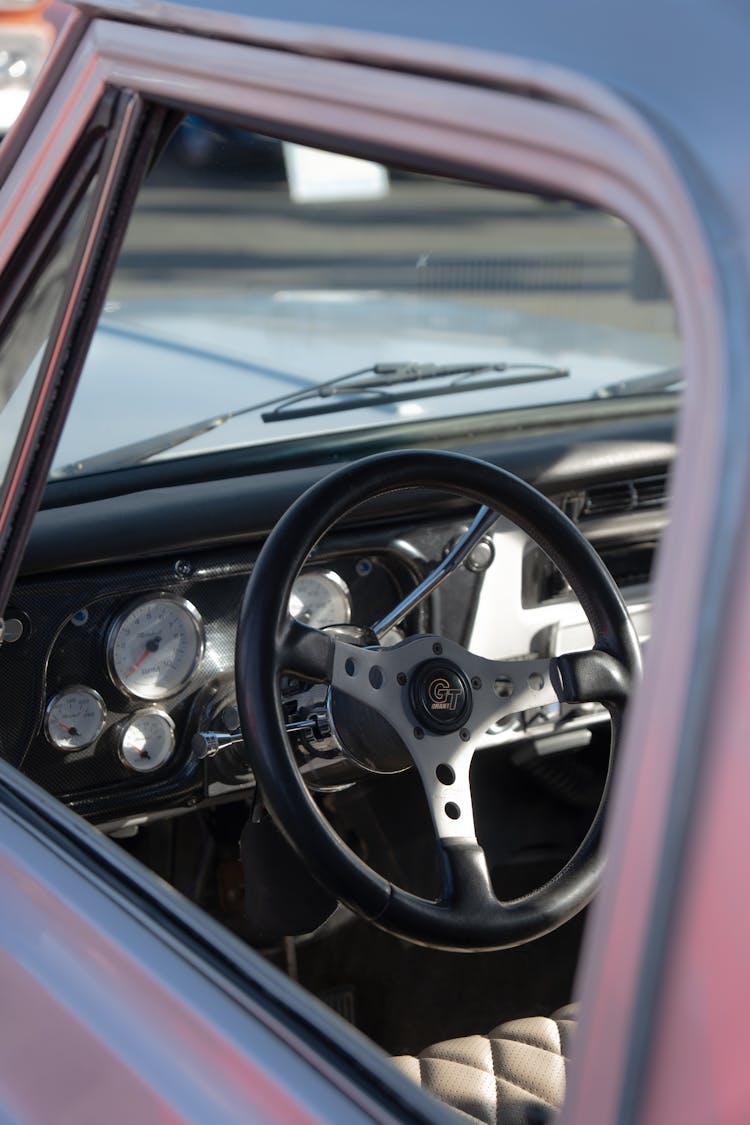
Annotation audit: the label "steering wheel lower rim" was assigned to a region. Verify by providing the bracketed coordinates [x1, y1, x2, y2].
[236, 450, 641, 951]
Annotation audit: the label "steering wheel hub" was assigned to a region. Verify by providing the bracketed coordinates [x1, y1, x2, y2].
[410, 658, 472, 733]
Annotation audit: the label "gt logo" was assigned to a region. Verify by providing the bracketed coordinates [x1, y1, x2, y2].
[428, 677, 462, 711]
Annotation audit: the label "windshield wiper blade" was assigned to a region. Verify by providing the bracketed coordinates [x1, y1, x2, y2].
[260, 361, 569, 422]
[52, 360, 568, 478]
[592, 366, 682, 399]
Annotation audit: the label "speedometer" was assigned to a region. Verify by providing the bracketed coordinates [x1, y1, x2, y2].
[107, 595, 204, 701]
[289, 570, 351, 630]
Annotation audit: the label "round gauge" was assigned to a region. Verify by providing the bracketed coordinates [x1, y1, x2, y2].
[107, 595, 204, 701]
[118, 709, 176, 773]
[289, 570, 351, 630]
[45, 686, 106, 752]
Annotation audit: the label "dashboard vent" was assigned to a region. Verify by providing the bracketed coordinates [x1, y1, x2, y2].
[633, 474, 669, 508]
[566, 472, 669, 521]
[583, 480, 636, 517]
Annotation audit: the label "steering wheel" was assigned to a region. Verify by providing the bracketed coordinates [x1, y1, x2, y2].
[235, 451, 641, 951]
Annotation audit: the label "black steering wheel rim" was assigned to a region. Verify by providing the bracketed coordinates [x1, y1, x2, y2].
[236, 450, 641, 951]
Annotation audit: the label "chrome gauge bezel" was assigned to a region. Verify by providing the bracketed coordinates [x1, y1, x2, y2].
[117, 708, 176, 774]
[289, 568, 352, 630]
[106, 593, 205, 702]
[44, 685, 107, 752]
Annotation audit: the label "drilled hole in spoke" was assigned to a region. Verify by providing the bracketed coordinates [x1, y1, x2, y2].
[494, 676, 514, 699]
[436, 763, 455, 785]
[445, 802, 461, 820]
[368, 666, 384, 689]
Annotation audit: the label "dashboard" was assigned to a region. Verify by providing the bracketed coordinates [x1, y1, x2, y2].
[1, 414, 673, 832]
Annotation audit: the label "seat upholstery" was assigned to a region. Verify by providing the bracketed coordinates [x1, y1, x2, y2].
[392, 1004, 578, 1125]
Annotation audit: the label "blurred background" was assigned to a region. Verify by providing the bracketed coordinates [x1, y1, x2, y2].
[2, 4, 672, 339]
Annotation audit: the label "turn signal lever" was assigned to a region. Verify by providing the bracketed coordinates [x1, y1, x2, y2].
[192, 712, 332, 760]
[191, 730, 244, 759]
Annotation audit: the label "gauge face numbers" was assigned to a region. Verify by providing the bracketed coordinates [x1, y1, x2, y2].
[45, 686, 107, 752]
[119, 709, 175, 773]
[289, 570, 351, 630]
[108, 596, 204, 701]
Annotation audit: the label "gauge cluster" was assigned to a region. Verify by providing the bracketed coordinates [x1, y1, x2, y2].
[7, 535, 422, 813]
[42, 593, 207, 779]
[41, 574, 354, 779]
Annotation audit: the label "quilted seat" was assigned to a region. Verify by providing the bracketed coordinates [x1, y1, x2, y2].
[392, 1004, 577, 1125]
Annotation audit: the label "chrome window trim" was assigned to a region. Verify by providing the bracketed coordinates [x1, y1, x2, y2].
[0, 14, 736, 1123]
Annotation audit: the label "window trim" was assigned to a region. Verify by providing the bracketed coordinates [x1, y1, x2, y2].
[0, 17, 733, 1123]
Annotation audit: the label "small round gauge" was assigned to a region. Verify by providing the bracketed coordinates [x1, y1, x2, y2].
[118, 709, 176, 773]
[107, 595, 204, 701]
[289, 570, 351, 630]
[45, 686, 106, 752]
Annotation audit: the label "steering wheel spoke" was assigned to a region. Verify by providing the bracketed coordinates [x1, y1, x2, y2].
[484, 655, 559, 724]
[410, 732, 478, 841]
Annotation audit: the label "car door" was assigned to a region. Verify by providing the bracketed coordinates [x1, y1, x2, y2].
[0, 2, 746, 1123]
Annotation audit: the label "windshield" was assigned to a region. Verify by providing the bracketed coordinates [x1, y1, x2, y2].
[52, 119, 680, 478]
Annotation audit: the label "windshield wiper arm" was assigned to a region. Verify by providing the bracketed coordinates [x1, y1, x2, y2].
[52, 360, 568, 478]
[592, 366, 682, 399]
[260, 361, 569, 422]
[52, 413, 235, 478]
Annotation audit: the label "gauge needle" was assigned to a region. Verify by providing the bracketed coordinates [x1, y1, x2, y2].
[128, 635, 161, 676]
[57, 720, 78, 735]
